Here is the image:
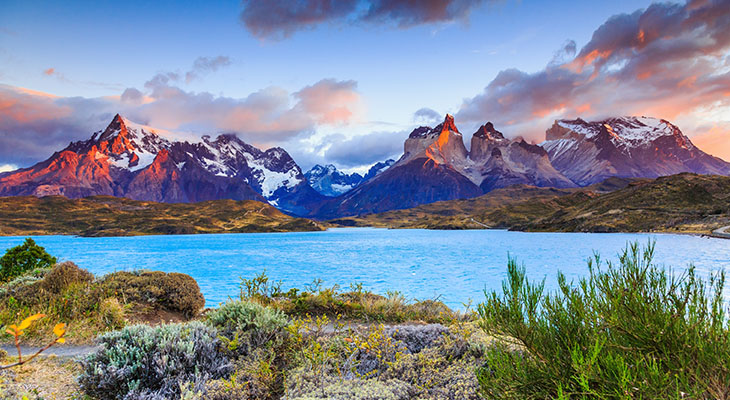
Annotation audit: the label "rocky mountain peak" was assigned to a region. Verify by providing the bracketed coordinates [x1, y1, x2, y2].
[440, 114, 459, 134]
[408, 126, 434, 139]
[97, 114, 131, 143]
[541, 115, 730, 186]
[473, 122, 505, 141]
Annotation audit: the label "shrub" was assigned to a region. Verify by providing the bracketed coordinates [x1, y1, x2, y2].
[79, 322, 232, 400]
[9, 262, 96, 313]
[477, 242, 730, 399]
[204, 347, 281, 400]
[37, 261, 94, 294]
[101, 270, 205, 318]
[99, 297, 126, 330]
[207, 300, 288, 339]
[0, 238, 56, 283]
[238, 271, 465, 323]
[384, 324, 449, 354]
[285, 376, 414, 400]
[203, 301, 289, 399]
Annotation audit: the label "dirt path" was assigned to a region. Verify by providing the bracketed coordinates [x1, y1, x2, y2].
[1, 344, 99, 359]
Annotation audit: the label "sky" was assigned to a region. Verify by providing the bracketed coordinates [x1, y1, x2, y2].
[1, 0, 729, 173]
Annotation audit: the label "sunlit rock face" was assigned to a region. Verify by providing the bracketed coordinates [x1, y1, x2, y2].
[0, 114, 324, 214]
[309, 114, 574, 218]
[541, 116, 730, 185]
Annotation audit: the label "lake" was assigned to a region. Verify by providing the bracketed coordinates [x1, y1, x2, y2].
[1, 228, 728, 308]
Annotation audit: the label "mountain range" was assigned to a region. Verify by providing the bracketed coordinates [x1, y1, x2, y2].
[304, 159, 394, 197]
[0, 115, 324, 215]
[1, 113, 728, 219]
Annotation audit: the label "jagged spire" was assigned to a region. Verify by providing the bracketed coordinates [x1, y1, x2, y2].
[441, 114, 459, 133]
[97, 113, 129, 142]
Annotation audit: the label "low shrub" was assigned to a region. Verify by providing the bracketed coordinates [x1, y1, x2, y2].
[286, 376, 414, 400]
[0, 238, 56, 283]
[207, 300, 288, 358]
[384, 323, 449, 354]
[285, 320, 489, 399]
[36, 261, 94, 294]
[79, 322, 232, 400]
[204, 301, 290, 399]
[101, 270, 205, 318]
[99, 297, 126, 330]
[204, 347, 281, 400]
[207, 300, 288, 338]
[477, 242, 730, 399]
[239, 272, 466, 323]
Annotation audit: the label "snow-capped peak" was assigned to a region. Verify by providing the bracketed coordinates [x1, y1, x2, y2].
[555, 116, 687, 147]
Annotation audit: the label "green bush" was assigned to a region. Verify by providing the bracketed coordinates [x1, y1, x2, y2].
[0, 238, 57, 283]
[79, 322, 232, 400]
[99, 297, 126, 330]
[239, 271, 464, 323]
[101, 270, 205, 317]
[9, 261, 94, 309]
[207, 300, 288, 337]
[284, 318, 488, 399]
[207, 300, 288, 358]
[477, 242, 730, 399]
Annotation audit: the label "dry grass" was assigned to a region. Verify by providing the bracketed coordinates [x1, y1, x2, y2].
[0, 355, 85, 400]
[0, 195, 323, 237]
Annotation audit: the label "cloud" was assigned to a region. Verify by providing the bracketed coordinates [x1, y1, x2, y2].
[0, 74, 363, 167]
[413, 107, 442, 124]
[457, 0, 730, 144]
[144, 56, 232, 91]
[239, 0, 492, 39]
[293, 79, 362, 124]
[43, 68, 56, 76]
[0, 164, 16, 173]
[185, 56, 232, 83]
[323, 130, 404, 168]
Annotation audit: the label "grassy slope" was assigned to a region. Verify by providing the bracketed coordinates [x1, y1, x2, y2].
[333, 174, 730, 234]
[0, 195, 324, 236]
[329, 185, 576, 229]
[519, 173, 730, 233]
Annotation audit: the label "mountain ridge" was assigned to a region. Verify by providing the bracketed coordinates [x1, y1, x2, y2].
[1, 113, 728, 219]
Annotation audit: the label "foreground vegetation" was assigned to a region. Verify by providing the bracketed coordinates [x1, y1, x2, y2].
[2, 240, 730, 399]
[0, 195, 323, 237]
[333, 173, 730, 235]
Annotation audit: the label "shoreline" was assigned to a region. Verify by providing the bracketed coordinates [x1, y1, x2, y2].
[0, 225, 724, 238]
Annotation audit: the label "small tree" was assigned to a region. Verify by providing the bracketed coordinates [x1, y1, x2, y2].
[1, 313, 66, 370]
[0, 238, 57, 283]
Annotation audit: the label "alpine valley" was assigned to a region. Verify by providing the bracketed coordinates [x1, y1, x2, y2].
[0, 113, 728, 222]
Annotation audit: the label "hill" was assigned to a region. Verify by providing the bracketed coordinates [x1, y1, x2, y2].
[518, 173, 730, 233]
[333, 174, 730, 234]
[0, 196, 323, 237]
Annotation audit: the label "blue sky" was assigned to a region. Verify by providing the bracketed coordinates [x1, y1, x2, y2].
[1, 0, 728, 172]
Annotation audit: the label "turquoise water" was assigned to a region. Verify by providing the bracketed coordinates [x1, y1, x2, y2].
[1, 228, 728, 308]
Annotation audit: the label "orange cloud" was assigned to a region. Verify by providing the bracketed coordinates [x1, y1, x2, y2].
[677, 76, 697, 88]
[576, 103, 591, 113]
[0, 86, 71, 123]
[294, 79, 362, 125]
[43, 68, 55, 76]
